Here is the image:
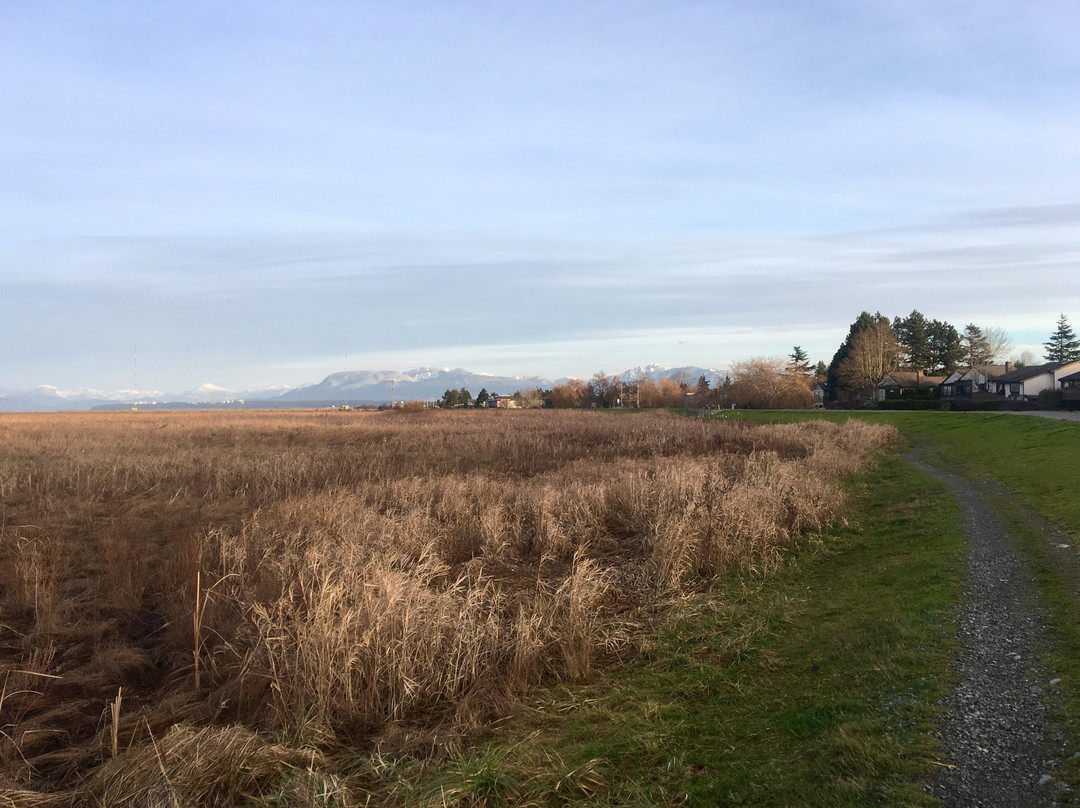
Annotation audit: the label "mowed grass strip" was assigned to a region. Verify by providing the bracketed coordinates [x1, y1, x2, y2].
[398, 447, 963, 806]
[734, 409, 1080, 796]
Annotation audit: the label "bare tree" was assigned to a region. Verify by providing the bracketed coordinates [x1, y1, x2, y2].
[668, 369, 694, 392]
[983, 326, 1013, 364]
[838, 320, 901, 401]
[512, 388, 544, 409]
[550, 379, 588, 408]
[728, 357, 815, 409]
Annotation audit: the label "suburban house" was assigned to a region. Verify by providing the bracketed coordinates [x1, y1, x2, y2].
[993, 361, 1080, 400]
[1061, 370, 1080, 403]
[939, 365, 1009, 398]
[485, 393, 519, 409]
[876, 371, 946, 402]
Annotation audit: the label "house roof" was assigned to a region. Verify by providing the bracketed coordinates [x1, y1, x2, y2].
[878, 371, 947, 389]
[942, 366, 1009, 385]
[994, 362, 1064, 383]
[1059, 370, 1080, 383]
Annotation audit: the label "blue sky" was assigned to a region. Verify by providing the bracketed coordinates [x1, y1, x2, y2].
[3, 1, 1079, 393]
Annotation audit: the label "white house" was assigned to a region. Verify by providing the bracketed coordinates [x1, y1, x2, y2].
[993, 361, 1080, 400]
[939, 365, 1008, 398]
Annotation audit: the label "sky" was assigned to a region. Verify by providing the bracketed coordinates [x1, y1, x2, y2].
[3, 0, 1079, 394]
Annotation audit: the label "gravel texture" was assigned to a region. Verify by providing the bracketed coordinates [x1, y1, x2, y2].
[908, 450, 1068, 807]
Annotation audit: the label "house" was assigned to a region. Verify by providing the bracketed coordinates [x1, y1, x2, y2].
[939, 365, 1008, 398]
[812, 381, 827, 407]
[993, 361, 1080, 400]
[876, 371, 946, 402]
[1061, 370, 1080, 403]
[485, 393, 519, 409]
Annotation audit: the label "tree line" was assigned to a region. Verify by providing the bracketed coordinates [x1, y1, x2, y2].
[441, 371, 719, 410]
[438, 313, 1079, 411]
[825, 310, 1079, 404]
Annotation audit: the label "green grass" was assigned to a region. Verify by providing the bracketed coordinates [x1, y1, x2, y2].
[374, 446, 965, 806]
[724, 410, 1080, 541]
[730, 409, 1080, 796]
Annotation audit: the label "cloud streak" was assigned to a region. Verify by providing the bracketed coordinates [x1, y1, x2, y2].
[2, 2, 1079, 391]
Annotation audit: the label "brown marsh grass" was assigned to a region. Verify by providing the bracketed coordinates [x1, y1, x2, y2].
[0, 409, 897, 805]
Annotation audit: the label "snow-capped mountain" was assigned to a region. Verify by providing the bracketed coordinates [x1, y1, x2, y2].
[616, 365, 725, 386]
[0, 364, 728, 411]
[0, 385, 160, 411]
[276, 368, 556, 403]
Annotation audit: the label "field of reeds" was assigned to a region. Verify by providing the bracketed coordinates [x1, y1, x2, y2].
[0, 409, 897, 806]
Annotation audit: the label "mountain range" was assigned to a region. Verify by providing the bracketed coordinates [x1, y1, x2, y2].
[0, 365, 725, 412]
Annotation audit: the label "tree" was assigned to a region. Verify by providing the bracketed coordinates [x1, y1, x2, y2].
[962, 324, 993, 368]
[692, 374, 712, 405]
[440, 389, 460, 408]
[1011, 350, 1036, 369]
[549, 379, 587, 408]
[1044, 313, 1080, 362]
[894, 310, 930, 371]
[829, 313, 889, 395]
[512, 387, 544, 408]
[838, 319, 901, 402]
[669, 369, 694, 392]
[635, 377, 684, 408]
[983, 326, 1014, 364]
[813, 360, 828, 380]
[587, 372, 619, 408]
[828, 312, 891, 398]
[926, 319, 963, 374]
[458, 388, 473, 407]
[728, 357, 815, 409]
[475, 388, 490, 407]
[788, 346, 810, 375]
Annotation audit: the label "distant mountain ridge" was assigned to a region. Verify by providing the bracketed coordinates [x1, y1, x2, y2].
[0, 364, 725, 412]
[277, 367, 559, 404]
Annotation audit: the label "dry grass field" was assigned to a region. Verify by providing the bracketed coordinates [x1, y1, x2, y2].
[0, 409, 897, 806]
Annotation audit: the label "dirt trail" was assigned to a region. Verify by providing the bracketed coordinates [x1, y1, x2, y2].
[907, 448, 1070, 806]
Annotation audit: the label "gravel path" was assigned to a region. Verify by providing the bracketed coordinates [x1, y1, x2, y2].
[907, 449, 1068, 806]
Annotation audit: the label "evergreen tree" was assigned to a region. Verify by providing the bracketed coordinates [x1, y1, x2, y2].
[1044, 313, 1080, 362]
[828, 311, 886, 395]
[926, 319, 964, 374]
[962, 324, 993, 368]
[788, 346, 810, 374]
[893, 310, 930, 370]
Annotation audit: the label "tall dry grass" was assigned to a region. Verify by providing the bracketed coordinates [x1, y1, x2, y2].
[0, 409, 897, 803]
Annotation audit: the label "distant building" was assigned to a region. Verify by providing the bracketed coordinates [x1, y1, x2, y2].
[993, 361, 1080, 400]
[939, 365, 1008, 398]
[875, 371, 946, 402]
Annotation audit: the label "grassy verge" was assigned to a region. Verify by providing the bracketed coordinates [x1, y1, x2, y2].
[723, 410, 1080, 540]
[730, 409, 1080, 795]
[376, 446, 964, 806]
